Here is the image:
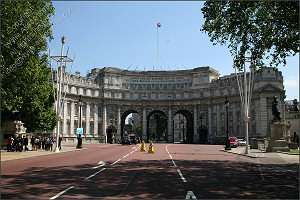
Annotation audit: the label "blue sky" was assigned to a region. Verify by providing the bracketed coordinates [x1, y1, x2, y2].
[48, 1, 299, 100]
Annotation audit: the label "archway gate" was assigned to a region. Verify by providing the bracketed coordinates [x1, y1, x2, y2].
[108, 102, 208, 143]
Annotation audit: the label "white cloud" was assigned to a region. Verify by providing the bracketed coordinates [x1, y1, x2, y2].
[284, 76, 299, 88]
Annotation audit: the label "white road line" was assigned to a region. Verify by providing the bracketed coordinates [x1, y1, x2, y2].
[172, 160, 177, 167]
[85, 168, 106, 180]
[123, 154, 130, 158]
[166, 144, 187, 183]
[177, 169, 187, 182]
[92, 163, 106, 169]
[121, 171, 137, 195]
[255, 153, 265, 181]
[49, 186, 74, 200]
[111, 159, 121, 165]
[130, 151, 135, 154]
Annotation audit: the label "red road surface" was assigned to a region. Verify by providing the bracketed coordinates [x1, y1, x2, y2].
[1, 144, 299, 199]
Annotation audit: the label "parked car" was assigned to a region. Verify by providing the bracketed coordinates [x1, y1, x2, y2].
[121, 136, 131, 145]
[237, 139, 246, 146]
[229, 137, 238, 148]
[128, 134, 138, 144]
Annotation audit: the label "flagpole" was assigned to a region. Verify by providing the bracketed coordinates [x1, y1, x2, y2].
[157, 22, 158, 71]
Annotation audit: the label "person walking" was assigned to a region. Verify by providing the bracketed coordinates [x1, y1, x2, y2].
[58, 135, 62, 150]
[31, 136, 35, 151]
[49, 137, 54, 151]
[7, 136, 13, 152]
[23, 135, 29, 151]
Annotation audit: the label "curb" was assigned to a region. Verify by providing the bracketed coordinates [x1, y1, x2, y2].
[220, 149, 259, 158]
[1, 147, 84, 163]
[276, 151, 299, 155]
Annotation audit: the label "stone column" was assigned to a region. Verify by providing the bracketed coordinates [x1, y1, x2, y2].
[168, 106, 173, 143]
[208, 104, 212, 138]
[259, 96, 268, 137]
[86, 103, 90, 137]
[70, 101, 75, 137]
[142, 106, 147, 141]
[102, 103, 107, 143]
[193, 104, 198, 143]
[93, 104, 98, 138]
[232, 101, 237, 135]
[117, 105, 121, 141]
[216, 104, 221, 136]
[63, 100, 67, 137]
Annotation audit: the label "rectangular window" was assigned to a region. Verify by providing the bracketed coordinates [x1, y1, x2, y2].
[74, 104, 78, 117]
[91, 90, 94, 97]
[74, 121, 78, 134]
[67, 103, 70, 116]
[122, 93, 126, 99]
[66, 121, 70, 136]
[130, 93, 134, 99]
[90, 122, 94, 135]
[111, 92, 115, 98]
[98, 92, 102, 98]
[90, 105, 94, 117]
[82, 104, 86, 116]
[98, 105, 101, 118]
[83, 89, 86, 96]
[98, 123, 101, 136]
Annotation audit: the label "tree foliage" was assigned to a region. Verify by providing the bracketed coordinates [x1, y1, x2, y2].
[1, 1, 56, 132]
[201, 1, 299, 69]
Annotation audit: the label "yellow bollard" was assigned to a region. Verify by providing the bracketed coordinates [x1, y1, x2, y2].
[148, 141, 154, 153]
[141, 140, 146, 151]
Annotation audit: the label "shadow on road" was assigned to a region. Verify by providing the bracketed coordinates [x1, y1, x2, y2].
[1, 159, 299, 199]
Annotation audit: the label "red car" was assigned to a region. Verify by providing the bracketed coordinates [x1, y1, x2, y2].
[229, 137, 238, 148]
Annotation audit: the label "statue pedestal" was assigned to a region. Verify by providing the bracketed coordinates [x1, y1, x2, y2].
[267, 122, 289, 152]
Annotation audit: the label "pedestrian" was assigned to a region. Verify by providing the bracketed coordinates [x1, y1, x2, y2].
[42, 137, 45, 150]
[31, 136, 35, 151]
[7, 136, 13, 152]
[34, 137, 39, 151]
[12, 135, 18, 152]
[59, 135, 62, 150]
[23, 135, 29, 151]
[38, 136, 42, 149]
[17, 136, 23, 152]
[49, 137, 54, 151]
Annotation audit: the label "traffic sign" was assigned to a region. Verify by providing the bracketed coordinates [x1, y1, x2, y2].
[77, 128, 83, 135]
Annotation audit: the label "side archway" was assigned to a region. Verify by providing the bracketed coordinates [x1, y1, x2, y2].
[174, 110, 194, 144]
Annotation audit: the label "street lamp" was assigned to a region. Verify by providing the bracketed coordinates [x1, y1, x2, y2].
[76, 95, 83, 148]
[225, 97, 231, 150]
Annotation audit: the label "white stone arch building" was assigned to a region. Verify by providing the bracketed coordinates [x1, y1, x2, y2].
[53, 66, 285, 144]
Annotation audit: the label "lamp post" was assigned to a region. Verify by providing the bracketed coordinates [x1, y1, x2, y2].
[225, 97, 231, 150]
[76, 95, 83, 148]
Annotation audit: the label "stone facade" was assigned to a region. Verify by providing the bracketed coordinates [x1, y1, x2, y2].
[52, 66, 285, 144]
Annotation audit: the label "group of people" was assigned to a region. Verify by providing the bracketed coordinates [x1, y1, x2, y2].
[7, 135, 62, 152]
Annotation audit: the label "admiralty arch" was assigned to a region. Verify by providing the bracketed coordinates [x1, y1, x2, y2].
[54, 66, 285, 144]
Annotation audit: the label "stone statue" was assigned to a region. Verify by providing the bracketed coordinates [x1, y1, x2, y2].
[272, 96, 281, 122]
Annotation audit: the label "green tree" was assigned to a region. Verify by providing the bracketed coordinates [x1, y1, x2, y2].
[1, 1, 56, 132]
[201, 1, 299, 69]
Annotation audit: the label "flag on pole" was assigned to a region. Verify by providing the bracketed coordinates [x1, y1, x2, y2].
[157, 22, 161, 28]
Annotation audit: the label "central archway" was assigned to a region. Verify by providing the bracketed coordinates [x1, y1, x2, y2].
[147, 110, 168, 142]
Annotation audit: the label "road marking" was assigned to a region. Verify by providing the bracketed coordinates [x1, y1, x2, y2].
[185, 191, 197, 199]
[111, 159, 121, 165]
[166, 144, 187, 182]
[123, 153, 130, 158]
[130, 151, 135, 154]
[132, 147, 137, 149]
[172, 160, 177, 167]
[92, 161, 106, 169]
[49, 186, 75, 199]
[85, 168, 106, 180]
[121, 171, 137, 195]
[177, 169, 186, 182]
[255, 153, 265, 181]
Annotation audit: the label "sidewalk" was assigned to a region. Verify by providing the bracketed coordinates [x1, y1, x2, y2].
[1, 145, 81, 163]
[220, 146, 299, 164]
